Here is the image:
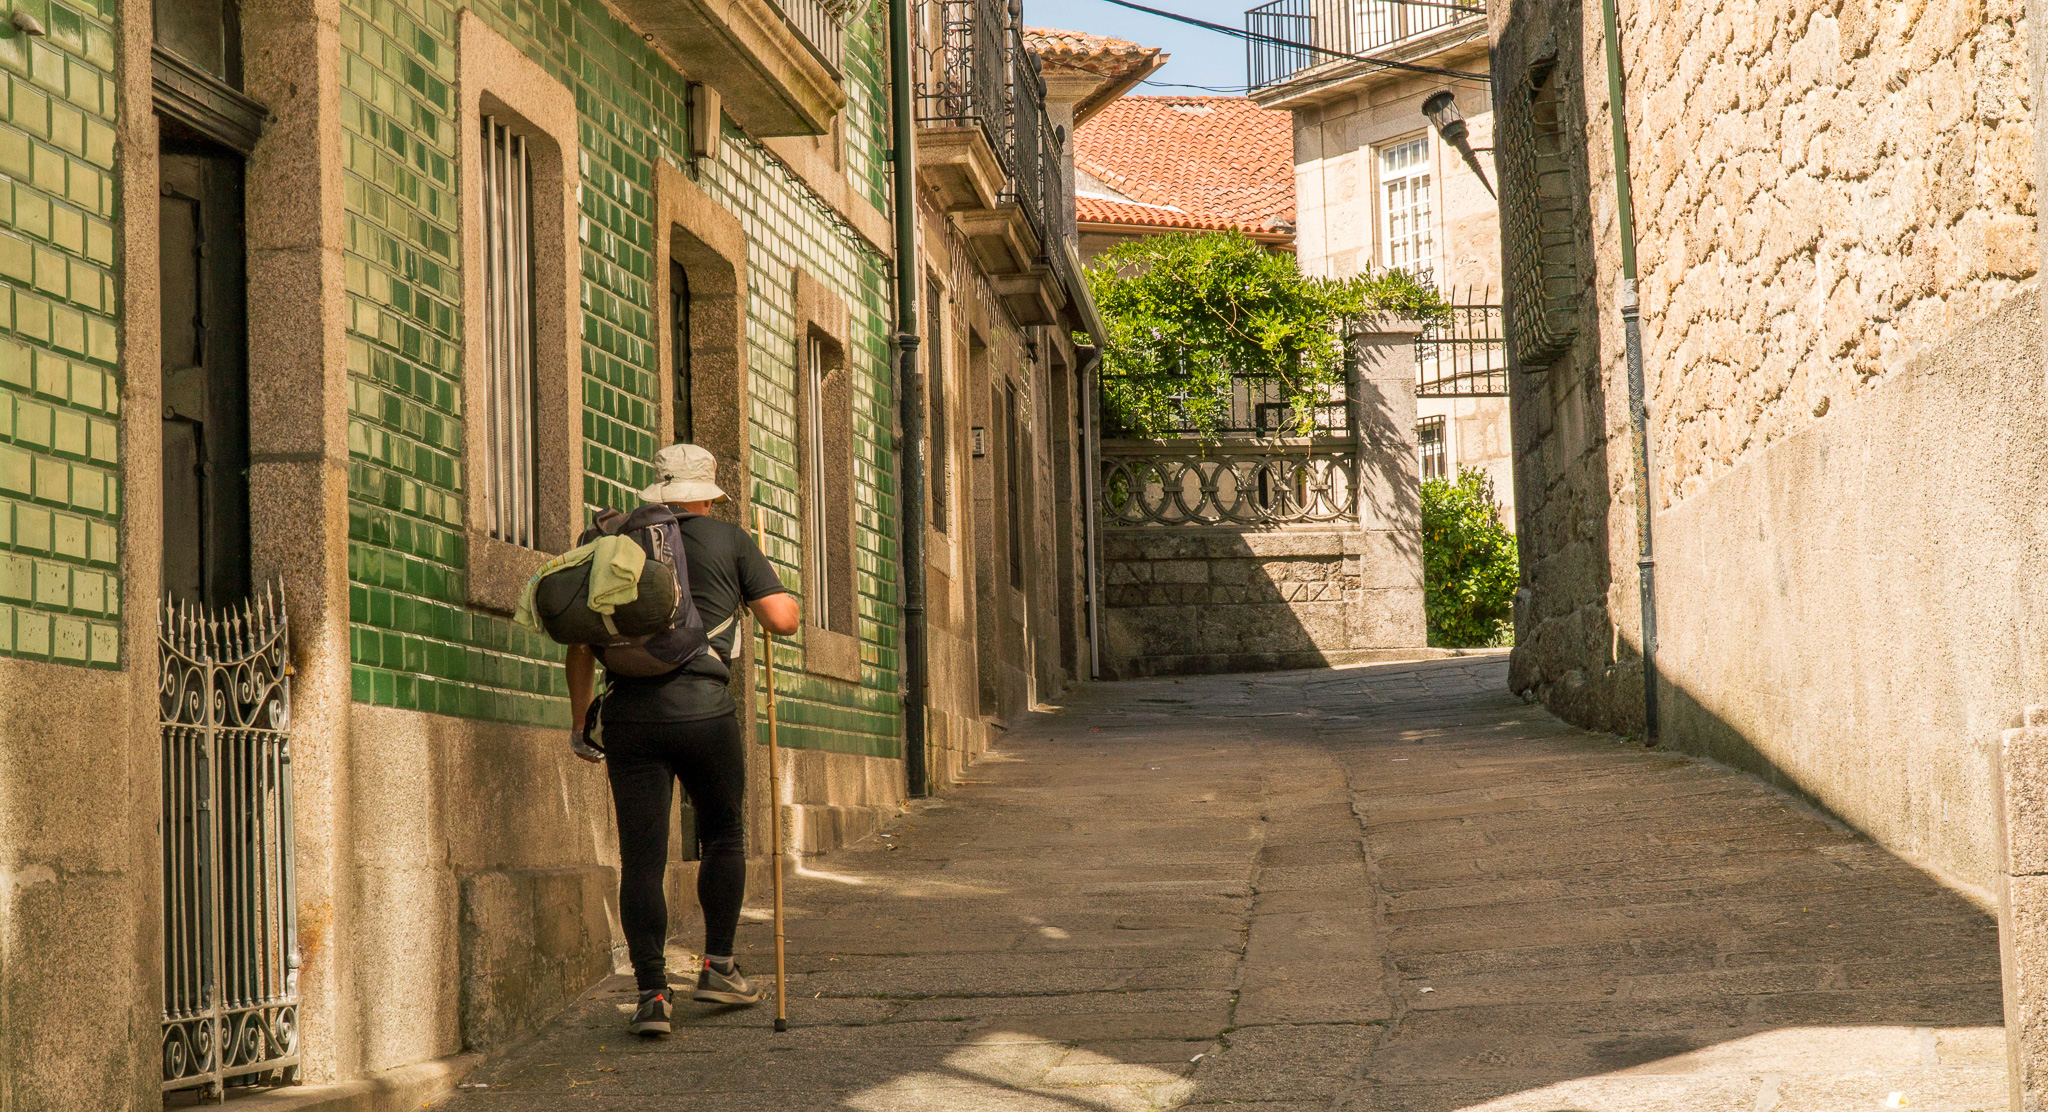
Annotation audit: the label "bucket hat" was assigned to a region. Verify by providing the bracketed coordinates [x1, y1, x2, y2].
[640, 443, 729, 504]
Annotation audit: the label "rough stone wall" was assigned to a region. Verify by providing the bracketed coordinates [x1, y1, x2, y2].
[1629, 0, 2035, 504]
[1497, 0, 2047, 891]
[1100, 531, 1423, 677]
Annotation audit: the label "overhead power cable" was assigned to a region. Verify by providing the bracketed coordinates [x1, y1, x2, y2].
[1090, 0, 1493, 84]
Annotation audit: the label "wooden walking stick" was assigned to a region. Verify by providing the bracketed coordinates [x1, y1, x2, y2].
[756, 507, 790, 1032]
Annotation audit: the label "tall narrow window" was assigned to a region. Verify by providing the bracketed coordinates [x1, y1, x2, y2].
[806, 337, 831, 621]
[926, 279, 948, 534]
[1417, 415, 1447, 482]
[1005, 382, 1023, 588]
[672, 260, 694, 442]
[1380, 136, 1433, 281]
[481, 117, 538, 547]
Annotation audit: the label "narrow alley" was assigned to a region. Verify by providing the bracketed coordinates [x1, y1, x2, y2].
[426, 657, 2006, 1112]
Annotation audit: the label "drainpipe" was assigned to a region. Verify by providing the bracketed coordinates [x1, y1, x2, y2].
[1600, 0, 1657, 743]
[1078, 346, 1102, 680]
[889, 0, 929, 795]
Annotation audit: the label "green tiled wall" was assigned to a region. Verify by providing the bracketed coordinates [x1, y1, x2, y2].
[343, 0, 901, 759]
[0, 0, 120, 669]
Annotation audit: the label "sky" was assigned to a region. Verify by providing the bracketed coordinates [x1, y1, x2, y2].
[1023, 0, 1258, 95]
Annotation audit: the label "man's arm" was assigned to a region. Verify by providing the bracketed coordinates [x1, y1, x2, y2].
[566, 646, 601, 762]
[567, 644, 597, 727]
[750, 593, 800, 636]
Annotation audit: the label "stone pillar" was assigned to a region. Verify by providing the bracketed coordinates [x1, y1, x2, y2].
[1345, 315, 1426, 651]
[2002, 712, 2048, 1110]
[241, 0, 358, 1083]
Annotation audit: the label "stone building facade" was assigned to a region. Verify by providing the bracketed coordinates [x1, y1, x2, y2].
[1493, 0, 2034, 897]
[1252, 0, 1514, 522]
[4, 1, 1094, 1108]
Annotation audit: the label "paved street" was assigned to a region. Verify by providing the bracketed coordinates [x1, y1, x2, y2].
[430, 655, 2006, 1111]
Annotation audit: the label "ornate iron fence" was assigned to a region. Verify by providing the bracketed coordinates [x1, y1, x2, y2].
[1246, 0, 1485, 90]
[1099, 440, 1358, 526]
[162, 586, 300, 1098]
[915, 0, 1010, 166]
[1415, 301, 1507, 396]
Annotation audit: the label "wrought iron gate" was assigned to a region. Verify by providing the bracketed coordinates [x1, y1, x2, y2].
[161, 586, 300, 1097]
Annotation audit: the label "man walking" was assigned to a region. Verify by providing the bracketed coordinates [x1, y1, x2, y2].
[566, 443, 800, 1036]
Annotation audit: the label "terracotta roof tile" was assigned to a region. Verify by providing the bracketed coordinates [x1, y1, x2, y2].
[1075, 195, 1267, 232]
[1073, 96, 1294, 236]
[1022, 26, 1153, 63]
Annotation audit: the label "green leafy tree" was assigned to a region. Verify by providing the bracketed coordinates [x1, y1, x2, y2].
[1422, 467, 1518, 647]
[1087, 231, 1445, 439]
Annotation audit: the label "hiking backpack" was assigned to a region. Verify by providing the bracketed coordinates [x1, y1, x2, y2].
[529, 505, 710, 677]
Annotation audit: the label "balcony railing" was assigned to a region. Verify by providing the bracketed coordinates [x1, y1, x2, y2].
[916, 0, 1010, 167]
[778, 0, 846, 74]
[1100, 440, 1360, 526]
[1246, 0, 1483, 90]
[1003, 49, 1054, 247]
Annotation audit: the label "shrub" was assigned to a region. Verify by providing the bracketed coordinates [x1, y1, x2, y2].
[1086, 231, 1446, 440]
[1422, 467, 1517, 647]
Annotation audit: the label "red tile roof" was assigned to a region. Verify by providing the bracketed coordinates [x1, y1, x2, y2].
[1023, 27, 1155, 65]
[1074, 96, 1294, 237]
[1024, 27, 1168, 126]
[1075, 195, 1261, 232]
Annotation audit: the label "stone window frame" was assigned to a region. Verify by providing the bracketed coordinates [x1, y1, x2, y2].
[456, 11, 584, 613]
[652, 159, 751, 529]
[793, 269, 861, 682]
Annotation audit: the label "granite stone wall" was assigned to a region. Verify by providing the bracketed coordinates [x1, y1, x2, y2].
[1495, 0, 2043, 892]
[1098, 530, 1423, 677]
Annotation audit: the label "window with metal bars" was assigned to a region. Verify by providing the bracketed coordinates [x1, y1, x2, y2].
[479, 116, 539, 548]
[806, 338, 831, 621]
[1380, 135, 1434, 282]
[1004, 382, 1023, 589]
[1417, 415, 1447, 482]
[673, 260, 694, 443]
[802, 332, 856, 634]
[927, 278, 949, 534]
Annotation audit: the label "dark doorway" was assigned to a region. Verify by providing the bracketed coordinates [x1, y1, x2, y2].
[159, 141, 251, 607]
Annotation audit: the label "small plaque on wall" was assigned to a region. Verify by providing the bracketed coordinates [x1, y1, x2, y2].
[971, 427, 987, 457]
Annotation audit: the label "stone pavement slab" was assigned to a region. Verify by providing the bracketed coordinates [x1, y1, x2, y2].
[427, 655, 2006, 1111]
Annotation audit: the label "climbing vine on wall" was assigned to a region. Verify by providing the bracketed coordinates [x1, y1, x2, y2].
[1086, 231, 1446, 440]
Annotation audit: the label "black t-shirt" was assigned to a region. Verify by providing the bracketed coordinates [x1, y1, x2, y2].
[598, 514, 787, 723]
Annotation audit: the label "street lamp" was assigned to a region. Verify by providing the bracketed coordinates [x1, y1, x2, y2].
[1422, 90, 1495, 199]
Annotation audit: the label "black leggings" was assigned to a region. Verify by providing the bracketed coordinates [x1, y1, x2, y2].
[603, 715, 747, 991]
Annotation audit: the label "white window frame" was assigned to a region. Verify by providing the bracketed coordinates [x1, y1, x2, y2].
[1379, 135, 1435, 282]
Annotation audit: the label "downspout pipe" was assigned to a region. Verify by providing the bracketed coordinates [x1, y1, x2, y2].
[1077, 345, 1102, 680]
[888, 0, 928, 795]
[1600, 0, 1657, 743]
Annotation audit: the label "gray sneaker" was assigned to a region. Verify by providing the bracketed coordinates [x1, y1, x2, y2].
[629, 988, 672, 1036]
[693, 959, 765, 1005]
